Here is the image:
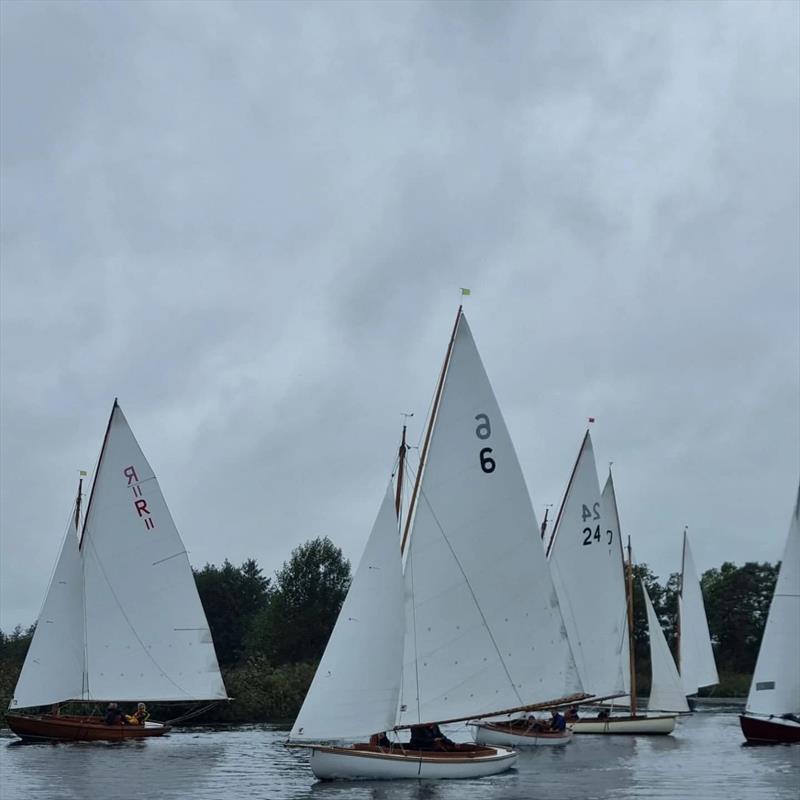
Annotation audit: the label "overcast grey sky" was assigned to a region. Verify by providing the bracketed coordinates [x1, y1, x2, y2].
[1, 0, 798, 630]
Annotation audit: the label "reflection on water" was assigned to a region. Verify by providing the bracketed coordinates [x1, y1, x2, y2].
[1, 714, 798, 800]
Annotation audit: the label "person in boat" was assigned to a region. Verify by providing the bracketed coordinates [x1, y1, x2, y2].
[525, 712, 546, 732]
[597, 708, 610, 720]
[409, 723, 455, 750]
[104, 702, 126, 725]
[131, 703, 149, 726]
[550, 710, 567, 732]
[565, 705, 579, 722]
[369, 732, 391, 748]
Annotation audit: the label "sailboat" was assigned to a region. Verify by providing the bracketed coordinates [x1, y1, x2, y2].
[740, 483, 800, 744]
[545, 437, 683, 734]
[677, 529, 719, 708]
[289, 308, 586, 779]
[6, 401, 228, 741]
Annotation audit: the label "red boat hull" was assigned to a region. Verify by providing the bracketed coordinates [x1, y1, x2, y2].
[740, 714, 800, 744]
[5, 714, 170, 742]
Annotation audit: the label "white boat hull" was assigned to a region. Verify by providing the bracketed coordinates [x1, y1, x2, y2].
[470, 722, 573, 747]
[570, 714, 677, 735]
[308, 745, 518, 780]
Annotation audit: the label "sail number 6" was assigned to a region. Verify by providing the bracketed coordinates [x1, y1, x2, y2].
[475, 413, 495, 474]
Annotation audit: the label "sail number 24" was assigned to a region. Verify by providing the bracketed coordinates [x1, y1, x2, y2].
[475, 413, 495, 473]
[581, 503, 612, 546]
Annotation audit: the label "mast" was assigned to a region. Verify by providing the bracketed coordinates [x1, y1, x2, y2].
[79, 398, 118, 550]
[74, 477, 83, 530]
[546, 429, 590, 557]
[676, 527, 687, 673]
[400, 306, 462, 555]
[540, 505, 551, 540]
[626, 535, 638, 716]
[395, 425, 407, 519]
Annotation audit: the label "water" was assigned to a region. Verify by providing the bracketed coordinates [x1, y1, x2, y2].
[1, 712, 798, 800]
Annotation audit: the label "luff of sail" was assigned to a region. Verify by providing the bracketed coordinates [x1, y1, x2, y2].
[398, 311, 582, 727]
[643, 582, 689, 713]
[79, 401, 227, 702]
[679, 531, 719, 696]
[547, 440, 629, 700]
[290, 487, 405, 741]
[745, 483, 800, 718]
[10, 517, 85, 709]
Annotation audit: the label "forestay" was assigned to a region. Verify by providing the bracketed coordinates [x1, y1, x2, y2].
[547, 439, 629, 700]
[11, 521, 85, 709]
[679, 532, 718, 696]
[643, 583, 689, 713]
[290, 487, 405, 741]
[746, 484, 800, 717]
[398, 312, 581, 727]
[80, 402, 227, 702]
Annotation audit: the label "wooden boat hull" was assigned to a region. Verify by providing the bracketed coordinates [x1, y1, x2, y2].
[570, 714, 677, 735]
[307, 743, 517, 780]
[5, 714, 170, 742]
[740, 714, 800, 744]
[470, 721, 572, 747]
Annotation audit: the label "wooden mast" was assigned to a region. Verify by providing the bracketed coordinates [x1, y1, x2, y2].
[540, 505, 551, 540]
[626, 535, 638, 717]
[74, 477, 83, 530]
[400, 306, 462, 555]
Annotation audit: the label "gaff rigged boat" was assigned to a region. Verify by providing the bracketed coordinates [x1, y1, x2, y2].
[288, 308, 586, 779]
[740, 483, 800, 745]
[469, 718, 573, 747]
[6, 401, 228, 742]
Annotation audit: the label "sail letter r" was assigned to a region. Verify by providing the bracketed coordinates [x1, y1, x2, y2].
[124, 466, 139, 485]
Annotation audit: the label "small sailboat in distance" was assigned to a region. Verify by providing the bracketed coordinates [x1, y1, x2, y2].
[677, 528, 719, 706]
[290, 307, 586, 779]
[740, 482, 800, 744]
[6, 400, 228, 741]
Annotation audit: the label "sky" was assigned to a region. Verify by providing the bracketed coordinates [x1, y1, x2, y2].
[1, 0, 798, 631]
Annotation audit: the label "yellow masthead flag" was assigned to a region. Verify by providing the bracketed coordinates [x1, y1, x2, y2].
[79, 470, 88, 476]
[460, 287, 471, 296]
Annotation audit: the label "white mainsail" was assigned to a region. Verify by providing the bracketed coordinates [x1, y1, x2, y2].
[745, 484, 800, 718]
[11, 401, 227, 708]
[547, 440, 629, 700]
[398, 311, 581, 727]
[679, 531, 718, 696]
[81, 402, 227, 702]
[290, 487, 405, 741]
[643, 582, 689, 713]
[10, 519, 85, 709]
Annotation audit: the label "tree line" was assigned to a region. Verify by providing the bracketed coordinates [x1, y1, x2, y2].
[0, 542, 779, 723]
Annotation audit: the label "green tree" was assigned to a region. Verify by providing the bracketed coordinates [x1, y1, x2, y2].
[194, 559, 270, 666]
[701, 561, 778, 674]
[246, 537, 351, 666]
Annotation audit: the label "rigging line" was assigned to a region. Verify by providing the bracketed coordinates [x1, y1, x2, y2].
[83, 535, 195, 700]
[406, 545, 423, 726]
[414, 485, 525, 709]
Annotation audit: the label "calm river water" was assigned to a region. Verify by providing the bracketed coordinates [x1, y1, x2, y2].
[1, 710, 798, 800]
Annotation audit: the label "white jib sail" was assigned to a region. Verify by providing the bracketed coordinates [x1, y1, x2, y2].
[10, 519, 85, 709]
[746, 484, 800, 717]
[547, 441, 629, 700]
[643, 582, 689, 713]
[679, 531, 718, 695]
[290, 486, 405, 741]
[398, 313, 581, 727]
[80, 402, 227, 702]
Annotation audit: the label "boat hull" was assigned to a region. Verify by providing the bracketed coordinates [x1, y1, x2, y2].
[5, 714, 170, 742]
[307, 744, 517, 780]
[470, 721, 572, 747]
[570, 714, 677, 735]
[740, 714, 800, 744]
